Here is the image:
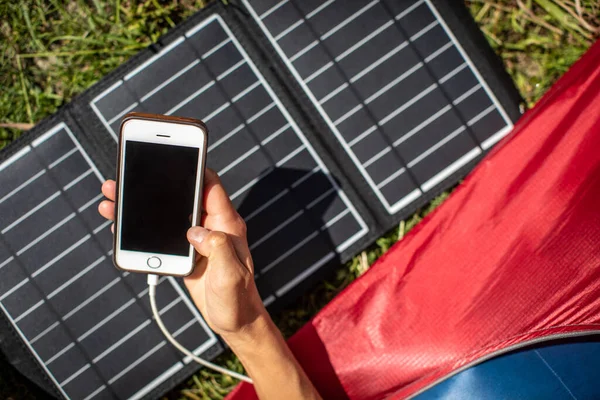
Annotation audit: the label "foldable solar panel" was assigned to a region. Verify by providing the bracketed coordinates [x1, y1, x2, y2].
[0, 1, 521, 398]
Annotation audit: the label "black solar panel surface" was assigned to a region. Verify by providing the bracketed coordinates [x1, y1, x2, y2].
[242, 0, 515, 214]
[88, 14, 370, 308]
[0, 122, 219, 399]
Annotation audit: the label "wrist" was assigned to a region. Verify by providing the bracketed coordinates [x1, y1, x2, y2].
[221, 309, 279, 350]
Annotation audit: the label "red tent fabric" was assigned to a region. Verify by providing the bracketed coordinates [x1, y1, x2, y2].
[226, 40, 600, 399]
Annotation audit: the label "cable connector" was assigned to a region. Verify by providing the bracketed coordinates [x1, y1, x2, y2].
[147, 274, 252, 383]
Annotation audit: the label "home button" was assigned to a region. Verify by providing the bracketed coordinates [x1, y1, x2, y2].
[147, 256, 162, 269]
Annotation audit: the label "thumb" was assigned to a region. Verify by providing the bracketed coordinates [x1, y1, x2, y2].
[187, 227, 249, 274]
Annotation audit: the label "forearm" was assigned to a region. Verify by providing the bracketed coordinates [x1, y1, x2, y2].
[223, 312, 321, 400]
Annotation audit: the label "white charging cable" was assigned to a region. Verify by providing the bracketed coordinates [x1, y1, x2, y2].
[147, 274, 253, 383]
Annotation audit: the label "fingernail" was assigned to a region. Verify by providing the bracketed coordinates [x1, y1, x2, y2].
[188, 226, 209, 244]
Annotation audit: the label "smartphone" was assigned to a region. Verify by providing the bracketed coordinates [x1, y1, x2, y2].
[113, 113, 208, 276]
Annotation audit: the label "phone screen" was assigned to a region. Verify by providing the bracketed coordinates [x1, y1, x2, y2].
[121, 140, 199, 256]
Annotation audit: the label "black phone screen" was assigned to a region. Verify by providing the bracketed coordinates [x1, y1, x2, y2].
[120, 140, 199, 256]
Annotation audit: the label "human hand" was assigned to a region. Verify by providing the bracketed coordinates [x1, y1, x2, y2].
[98, 169, 267, 338]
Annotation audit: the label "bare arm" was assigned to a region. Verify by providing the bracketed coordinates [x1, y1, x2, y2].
[99, 169, 321, 400]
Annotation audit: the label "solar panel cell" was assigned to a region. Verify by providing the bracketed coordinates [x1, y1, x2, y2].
[2, 281, 44, 318]
[47, 257, 116, 314]
[0, 174, 59, 236]
[62, 367, 107, 400]
[262, 234, 333, 291]
[48, 346, 89, 384]
[170, 320, 211, 359]
[0, 260, 27, 298]
[70, 282, 135, 339]
[475, 110, 508, 147]
[247, 109, 288, 143]
[109, 345, 177, 398]
[33, 324, 74, 362]
[35, 242, 105, 296]
[0, 149, 44, 200]
[14, 301, 59, 341]
[96, 323, 171, 379]
[94, 83, 139, 125]
[411, 130, 478, 186]
[32, 128, 76, 165]
[455, 88, 495, 123]
[397, 109, 461, 161]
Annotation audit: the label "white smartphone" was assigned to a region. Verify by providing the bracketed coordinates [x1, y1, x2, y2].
[113, 113, 208, 276]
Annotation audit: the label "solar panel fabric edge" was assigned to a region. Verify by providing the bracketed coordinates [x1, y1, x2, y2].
[235, 0, 524, 230]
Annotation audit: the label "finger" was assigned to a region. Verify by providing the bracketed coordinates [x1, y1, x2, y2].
[102, 180, 116, 201]
[98, 200, 115, 221]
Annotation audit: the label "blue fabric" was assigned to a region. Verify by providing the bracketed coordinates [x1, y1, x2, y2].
[415, 338, 600, 400]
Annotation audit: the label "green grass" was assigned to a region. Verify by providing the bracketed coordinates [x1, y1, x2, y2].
[0, 1, 598, 399]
